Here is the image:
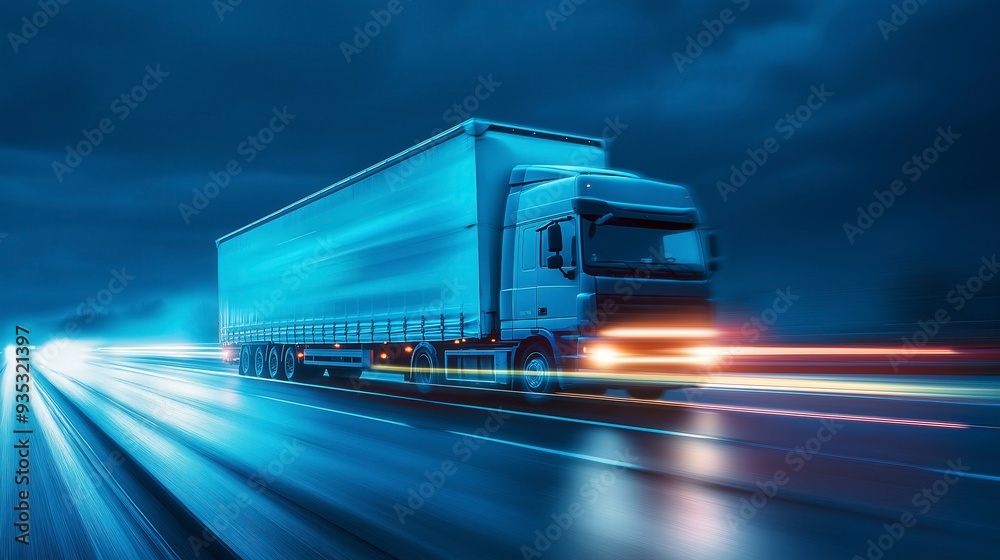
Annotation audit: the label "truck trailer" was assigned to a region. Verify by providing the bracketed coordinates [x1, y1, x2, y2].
[217, 119, 717, 399]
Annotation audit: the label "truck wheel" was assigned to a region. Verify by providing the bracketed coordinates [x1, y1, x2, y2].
[410, 344, 438, 394]
[253, 345, 267, 378]
[268, 345, 285, 380]
[239, 346, 252, 376]
[518, 344, 554, 402]
[283, 346, 309, 382]
[626, 388, 665, 401]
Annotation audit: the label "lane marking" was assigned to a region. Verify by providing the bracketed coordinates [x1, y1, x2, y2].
[256, 394, 412, 428]
[445, 430, 648, 472]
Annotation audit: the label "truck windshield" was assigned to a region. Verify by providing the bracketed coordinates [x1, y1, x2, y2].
[582, 217, 706, 278]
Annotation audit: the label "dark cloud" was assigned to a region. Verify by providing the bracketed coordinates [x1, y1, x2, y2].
[2, 0, 998, 340]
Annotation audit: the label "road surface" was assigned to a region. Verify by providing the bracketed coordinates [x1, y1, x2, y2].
[2, 344, 998, 559]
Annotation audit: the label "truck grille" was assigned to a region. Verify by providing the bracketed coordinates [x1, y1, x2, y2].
[595, 295, 712, 326]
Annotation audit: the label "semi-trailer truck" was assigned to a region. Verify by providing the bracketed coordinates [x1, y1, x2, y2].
[217, 119, 717, 399]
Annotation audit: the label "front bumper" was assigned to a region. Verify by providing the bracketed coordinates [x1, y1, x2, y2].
[564, 334, 717, 388]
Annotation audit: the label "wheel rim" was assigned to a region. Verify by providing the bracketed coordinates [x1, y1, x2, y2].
[254, 348, 265, 377]
[523, 352, 549, 392]
[284, 350, 296, 379]
[268, 348, 280, 378]
[414, 353, 433, 385]
[240, 347, 251, 375]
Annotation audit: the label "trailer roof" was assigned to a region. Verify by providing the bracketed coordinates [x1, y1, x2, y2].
[216, 119, 606, 246]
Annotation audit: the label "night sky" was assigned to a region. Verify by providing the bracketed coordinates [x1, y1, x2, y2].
[2, 1, 998, 343]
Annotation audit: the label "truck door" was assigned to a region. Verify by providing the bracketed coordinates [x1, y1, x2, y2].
[512, 225, 537, 330]
[537, 217, 578, 332]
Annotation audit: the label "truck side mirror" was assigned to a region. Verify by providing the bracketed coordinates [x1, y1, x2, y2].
[547, 223, 563, 253]
[706, 232, 720, 272]
[547, 255, 564, 269]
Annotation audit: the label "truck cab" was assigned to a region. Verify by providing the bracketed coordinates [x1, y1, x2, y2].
[500, 165, 717, 398]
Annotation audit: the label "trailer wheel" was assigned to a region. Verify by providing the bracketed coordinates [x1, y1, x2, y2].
[410, 344, 438, 394]
[253, 345, 267, 378]
[267, 345, 285, 380]
[518, 344, 554, 402]
[283, 346, 309, 382]
[239, 346, 252, 376]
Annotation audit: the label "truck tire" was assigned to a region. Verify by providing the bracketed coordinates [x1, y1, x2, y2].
[268, 345, 285, 380]
[518, 344, 555, 402]
[283, 346, 310, 382]
[410, 344, 439, 394]
[239, 345, 252, 376]
[253, 345, 267, 378]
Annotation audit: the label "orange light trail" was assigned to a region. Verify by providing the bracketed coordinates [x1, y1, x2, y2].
[601, 327, 718, 338]
[692, 346, 957, 357]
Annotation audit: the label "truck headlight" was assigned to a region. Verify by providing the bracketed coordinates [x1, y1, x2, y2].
[583, 345, 619, 366]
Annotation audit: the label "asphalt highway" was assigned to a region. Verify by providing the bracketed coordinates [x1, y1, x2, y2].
[2, 344, 998, 559]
